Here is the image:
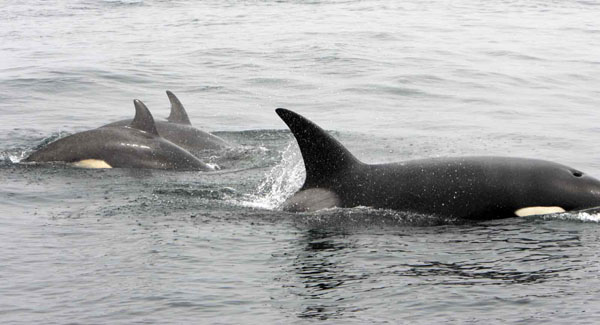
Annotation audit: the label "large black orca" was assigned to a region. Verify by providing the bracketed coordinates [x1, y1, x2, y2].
[24, 100, 213, 171]
[275, 108, 600, 220]
[102, 91, 230, 154]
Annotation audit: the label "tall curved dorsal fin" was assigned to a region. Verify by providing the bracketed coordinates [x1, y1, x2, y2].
[275, 108, 360, 188]
[166, 90, 192, 125]
[131, 99, 159, 136]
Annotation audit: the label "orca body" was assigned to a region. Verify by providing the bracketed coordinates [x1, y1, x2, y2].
[24, 100, 213, 171]
[102, 91, 230, 154]
[276, 108, 600, 220]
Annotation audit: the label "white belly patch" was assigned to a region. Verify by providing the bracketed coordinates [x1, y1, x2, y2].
[515, 206, 565, 217]
[72, 159, 112, 169]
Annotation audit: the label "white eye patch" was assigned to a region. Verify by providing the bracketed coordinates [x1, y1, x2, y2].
[515, 206, 565, 217]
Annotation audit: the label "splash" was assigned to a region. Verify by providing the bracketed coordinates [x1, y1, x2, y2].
[238, 143, 305, 210]
[1, 150, 27, 164]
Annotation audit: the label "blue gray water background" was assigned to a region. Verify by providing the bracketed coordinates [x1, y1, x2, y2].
[1, 0, 600, 323]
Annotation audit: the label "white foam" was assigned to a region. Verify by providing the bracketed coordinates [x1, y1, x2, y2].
[236, 143, 305, 210]
[574, 212, 600, 222]
[537, 211, 600, 223]
[9, 153, 26, 163]
[205, 163, 220, 171]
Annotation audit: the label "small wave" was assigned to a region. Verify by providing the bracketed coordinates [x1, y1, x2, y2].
[293, 207, 465, 229]
[154, 187, 236, 200]
[198, 145, 273, 171]
[30, 131, 70, 150]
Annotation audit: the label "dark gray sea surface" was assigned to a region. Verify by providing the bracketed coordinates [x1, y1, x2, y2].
[2, 0, 600, 323]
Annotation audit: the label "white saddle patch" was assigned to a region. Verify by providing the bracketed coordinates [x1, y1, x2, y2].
[72, 159, 112, 169]
[283, 188, 340, 212]
[515, 206, 565, 217]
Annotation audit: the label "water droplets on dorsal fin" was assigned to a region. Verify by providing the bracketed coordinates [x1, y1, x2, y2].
[275, 108, 361, 189]
[130, 99, 159, 136]
[166, 90, 192, 125]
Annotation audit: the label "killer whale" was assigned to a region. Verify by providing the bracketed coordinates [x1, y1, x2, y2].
[24, 100, 213, 171]
[275, 108, 600, 220]
[102, 91, 230, 154]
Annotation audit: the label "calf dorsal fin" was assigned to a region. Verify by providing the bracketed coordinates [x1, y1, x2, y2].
[276, 108, 360, 188]
[131, 99, 159, 136]
[166, 90, 192, 125]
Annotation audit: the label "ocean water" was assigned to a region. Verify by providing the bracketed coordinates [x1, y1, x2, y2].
[2, 0, 600, 323]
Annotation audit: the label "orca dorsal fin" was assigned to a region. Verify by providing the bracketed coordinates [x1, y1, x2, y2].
[276, 108, 360, 188]
[131, 99, 159, 136]
[166, 90, 192, 125]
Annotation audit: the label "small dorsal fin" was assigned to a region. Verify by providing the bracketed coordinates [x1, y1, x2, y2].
[130, 99, 159, 136]
[166, 90, 192, 125]
[275, 108, 360, 188]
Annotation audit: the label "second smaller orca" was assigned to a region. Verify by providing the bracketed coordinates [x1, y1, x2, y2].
[102, 91, 230, 154]
[24, 100, 213, 171]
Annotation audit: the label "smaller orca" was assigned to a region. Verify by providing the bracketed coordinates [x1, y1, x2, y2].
[24, 100, 213, 171]
[275, 108, 600, 220]
[102, 91, 230, 154]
